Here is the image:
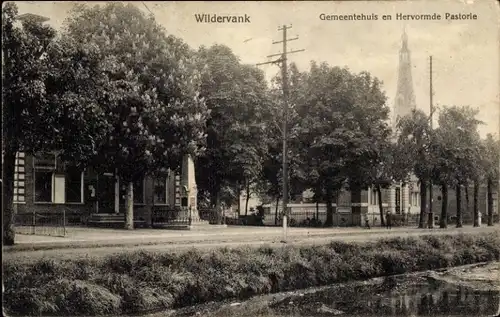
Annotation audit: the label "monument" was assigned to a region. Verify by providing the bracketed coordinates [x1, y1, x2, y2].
[180, 154, 201, 222]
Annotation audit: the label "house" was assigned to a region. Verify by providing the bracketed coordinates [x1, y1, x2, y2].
[12, 151, 197, 227]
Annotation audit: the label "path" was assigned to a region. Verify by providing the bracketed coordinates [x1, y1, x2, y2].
[3, 225, 498, 263]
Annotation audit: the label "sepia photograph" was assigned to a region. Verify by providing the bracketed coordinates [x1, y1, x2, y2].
[2, 1, 500, 316]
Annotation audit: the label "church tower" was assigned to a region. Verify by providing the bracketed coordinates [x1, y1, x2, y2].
[387, 29, 418, 216]
[393, 29, 417, 129]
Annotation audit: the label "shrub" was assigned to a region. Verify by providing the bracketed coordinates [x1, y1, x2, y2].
[375, 250, 415, 275]
[49, 279, 122, 316]
[121, 286, 173, 314]
[4, 231, 500, 316]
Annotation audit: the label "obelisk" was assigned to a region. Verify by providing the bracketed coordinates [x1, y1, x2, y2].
[180, 154, 200, 221]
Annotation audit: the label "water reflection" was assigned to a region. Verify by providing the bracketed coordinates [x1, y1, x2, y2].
[270, 276, 500, 316]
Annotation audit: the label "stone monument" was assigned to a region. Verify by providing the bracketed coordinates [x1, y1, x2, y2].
[180, 154, 201, 222]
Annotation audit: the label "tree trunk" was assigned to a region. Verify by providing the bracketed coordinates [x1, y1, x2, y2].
[473, 180, 479, 227]
[315, 201, 319, 220]
[464, 183, 470, 218]
[237, 186, 242, 217]
[125, 181, 134, 230]
[456, 184, 463, 228]
[2, 149, 16, 245]
[244, 182, 250, 216]
[274, 196, 279, 226]
[215, 191, 223, 225]
[419, 181, 427, 228]
[376, 184, 385, 227]
[440, 184, 448, 228]
[428, 181, 434, 229]
[487, 178, 494, 226]
[325, 188, 334, 227]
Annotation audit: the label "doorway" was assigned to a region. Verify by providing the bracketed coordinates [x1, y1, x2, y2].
[395, 187, 401, 214]
[97, 174, 115, 214]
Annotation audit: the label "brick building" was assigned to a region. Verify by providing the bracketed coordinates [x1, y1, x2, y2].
[12, 151, 186, 226]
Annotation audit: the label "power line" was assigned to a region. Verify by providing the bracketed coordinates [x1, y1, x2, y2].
[142, 2, 153, 15]
[256, 25, 305, 242]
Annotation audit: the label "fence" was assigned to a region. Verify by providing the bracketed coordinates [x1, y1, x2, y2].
[151, 206, 224, 227]
[14, 210, 66, 237]
[152, 206, 188, 227]
[364, 212, 421, 228]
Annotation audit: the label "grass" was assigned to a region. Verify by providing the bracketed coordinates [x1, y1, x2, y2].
[3, 232, 500, 316]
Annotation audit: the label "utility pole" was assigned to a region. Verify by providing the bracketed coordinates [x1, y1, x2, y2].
[428, 56, 434, 229]
[257, 25, 304, 242]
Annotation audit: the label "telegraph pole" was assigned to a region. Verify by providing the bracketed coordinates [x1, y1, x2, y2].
[428, 56, 434, 229]
[257, 25, 304, 242]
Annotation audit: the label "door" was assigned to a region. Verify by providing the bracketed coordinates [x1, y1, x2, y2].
[395, 187, 401, 213]
[97, 174, 115, 213]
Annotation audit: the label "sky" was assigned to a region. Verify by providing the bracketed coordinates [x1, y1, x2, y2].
[11, 0, 500, 138]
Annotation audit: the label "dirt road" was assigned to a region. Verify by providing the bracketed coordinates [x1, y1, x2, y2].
[4, 225, 499, 263]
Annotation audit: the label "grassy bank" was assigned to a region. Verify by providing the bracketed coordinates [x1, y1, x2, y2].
[4, 232, 500, 316]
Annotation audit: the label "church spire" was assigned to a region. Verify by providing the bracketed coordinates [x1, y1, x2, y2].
[393, 28, 417, 129]
[401, 26, 408, 50]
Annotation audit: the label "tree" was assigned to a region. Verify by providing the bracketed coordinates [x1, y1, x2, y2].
[2, 3, 57, 245]
[260, 62, 309, 225]
[295, 63, 390, 227]
[482, 134, 500, 226]
[64, 3, 208, 228]
[396, 110, 436, 228]
[470, 139, 485, 227]
[2, 3, 115, 243]
[431, 106, 482, 228]
[195, 45, 269, 224]
[367, 140, 414, 227]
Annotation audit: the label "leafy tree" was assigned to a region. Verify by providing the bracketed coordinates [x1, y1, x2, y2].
[397, 110, 435, 228]
[260, 62, 309, 224]
[471, 138, 488, 227]
[440, 106, 481, 228]
[431, 106, 482, 228]
[295, 63, 390, 226]
[365, 139, 414, 227]
[482, 134, 500, 226]
[195, 45, 269, 223]
[64, 3, 208, 228]
[2, 3, 58, 245]
[2, 3, 114, 243]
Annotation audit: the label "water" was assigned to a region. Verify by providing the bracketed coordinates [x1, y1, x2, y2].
[160, 262, 500, 317]
[269, 275, 500, 316]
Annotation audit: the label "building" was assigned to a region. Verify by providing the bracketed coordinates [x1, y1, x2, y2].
[12, 151, 199, 227]
[264, 30, 498, 227]
[9, 29, 498, 228]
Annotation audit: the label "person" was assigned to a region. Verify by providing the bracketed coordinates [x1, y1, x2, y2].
[386, 210, 392, 229]
[364, 214, 371, 229]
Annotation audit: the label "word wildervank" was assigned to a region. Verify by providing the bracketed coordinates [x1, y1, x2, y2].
[195, 14, 251, 23]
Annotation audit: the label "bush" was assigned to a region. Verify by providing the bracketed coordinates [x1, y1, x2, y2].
[4, 232, 500, 316]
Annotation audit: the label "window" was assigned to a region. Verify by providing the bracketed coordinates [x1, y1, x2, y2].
[33, 153, 84, 204]
[134, 178, 145, 204]
[34, 153, 56, 203]
[153, 177, 168, 204]
[34, 170, 53, 202]
[411, 192, 420, 207]
[53, 174, 65, 203]
[66, 167, 83, 203]
[370, 189, 379, 205]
